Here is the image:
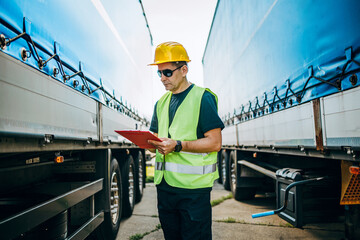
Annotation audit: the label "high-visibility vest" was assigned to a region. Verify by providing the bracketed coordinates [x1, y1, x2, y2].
[154, 85, 219, 189]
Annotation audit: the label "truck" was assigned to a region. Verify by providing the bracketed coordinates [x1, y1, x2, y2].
[203, 0, 360, 239]
[0, 0, 153, 239]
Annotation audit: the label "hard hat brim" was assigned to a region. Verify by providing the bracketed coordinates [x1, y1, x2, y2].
[148, 59, 191, 66]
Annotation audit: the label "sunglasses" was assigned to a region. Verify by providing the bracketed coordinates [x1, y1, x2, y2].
[157, 65, 184, 77]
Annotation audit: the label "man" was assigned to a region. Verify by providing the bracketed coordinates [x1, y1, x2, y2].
[148, 41, 224, 240]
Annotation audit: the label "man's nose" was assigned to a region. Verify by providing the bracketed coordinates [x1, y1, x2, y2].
[160, 73, 167, 81]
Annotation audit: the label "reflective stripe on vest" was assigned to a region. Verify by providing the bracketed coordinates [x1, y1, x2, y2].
[155, 161, 217, 175]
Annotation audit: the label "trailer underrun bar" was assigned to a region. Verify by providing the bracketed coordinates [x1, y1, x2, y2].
[0, 178, 103, 239]
[238, 160, 276, 179]
[67, 211, 104, 240]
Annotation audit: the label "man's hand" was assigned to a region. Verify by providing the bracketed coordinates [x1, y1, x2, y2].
[148, 137, 177, 155]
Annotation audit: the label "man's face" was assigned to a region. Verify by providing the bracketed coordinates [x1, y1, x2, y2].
[157, 62, 186, 93]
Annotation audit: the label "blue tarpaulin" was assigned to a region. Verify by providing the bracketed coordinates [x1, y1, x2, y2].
[203, 0, 360, 120]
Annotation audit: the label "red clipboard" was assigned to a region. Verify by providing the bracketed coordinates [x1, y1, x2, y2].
[114, 130, 162, 149]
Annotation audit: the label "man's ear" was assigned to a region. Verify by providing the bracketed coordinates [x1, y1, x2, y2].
[181, 65, 188, 76]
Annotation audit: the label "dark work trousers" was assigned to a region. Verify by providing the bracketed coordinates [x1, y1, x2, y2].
[156, 187, 212, 240]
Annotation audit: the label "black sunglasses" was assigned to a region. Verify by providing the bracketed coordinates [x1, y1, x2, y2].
[157, 65, 184, 77]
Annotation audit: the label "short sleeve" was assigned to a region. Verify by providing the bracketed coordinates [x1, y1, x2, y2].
[197, 91, 225, 138]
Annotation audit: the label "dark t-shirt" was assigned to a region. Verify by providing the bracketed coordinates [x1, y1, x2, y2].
[150, 84, 225, 193]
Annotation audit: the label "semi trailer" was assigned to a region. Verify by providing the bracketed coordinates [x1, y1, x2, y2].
[203, 0, 360, 238]
[0, 0, 153, 239]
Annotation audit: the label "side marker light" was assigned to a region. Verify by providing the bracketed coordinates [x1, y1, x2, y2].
[349, 166, 360, 175]
[55, 156, 64, 163]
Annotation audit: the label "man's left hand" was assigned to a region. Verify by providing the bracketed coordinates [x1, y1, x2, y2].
[148, 138, 177, 155]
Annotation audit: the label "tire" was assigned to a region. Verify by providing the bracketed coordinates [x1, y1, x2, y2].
[221, 150, 231, 190]
[234, 187, 257, 201]
[134, 151, 144, 203]
[96, 158, 122, 240]
[230, 151, 257, 200]
[217, 151, 223, 184]
[121, 154, 136, 218]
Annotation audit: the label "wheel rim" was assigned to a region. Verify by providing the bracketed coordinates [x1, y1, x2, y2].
[129, 163, 135, 208]
[221, 155, 226, 183]
[138, 154, 143, 194]
[110, 172, 120, 224]
[230, 156, 236, 190]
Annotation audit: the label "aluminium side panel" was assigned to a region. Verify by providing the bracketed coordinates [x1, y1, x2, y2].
[0, 51, 98, 140]
[101, 106, 139, 143]
[235, 102, 315, 147]
[321, 87, 360, 147]
[222, 124, 238, 146]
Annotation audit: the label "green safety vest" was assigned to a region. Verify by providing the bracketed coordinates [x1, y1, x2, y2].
[154, 85, 219, 189]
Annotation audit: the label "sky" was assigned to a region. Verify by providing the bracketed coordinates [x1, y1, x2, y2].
[141, 0, 218, 104]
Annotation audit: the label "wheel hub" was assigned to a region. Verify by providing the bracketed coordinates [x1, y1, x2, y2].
[110, 172, 120, 224]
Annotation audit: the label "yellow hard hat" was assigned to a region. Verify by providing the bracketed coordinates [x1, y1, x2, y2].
[149, 41, 191, 65]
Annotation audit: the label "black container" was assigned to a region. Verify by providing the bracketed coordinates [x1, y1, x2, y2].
[276, 168, 342, 227]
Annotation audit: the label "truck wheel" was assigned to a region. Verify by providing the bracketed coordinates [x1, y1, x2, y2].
[230, 151, 256, 200]
[217, 151, 223, 183]
[121, 154, 136, 218]
[221, 150, 231, 190]
[97, 158, 122, 239]
[135, 151, 144, 203]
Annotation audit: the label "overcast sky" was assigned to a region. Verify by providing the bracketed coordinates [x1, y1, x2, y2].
[142, 0, 218, 102]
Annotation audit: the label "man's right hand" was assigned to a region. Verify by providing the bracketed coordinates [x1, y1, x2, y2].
[148, 138, 177, 155]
